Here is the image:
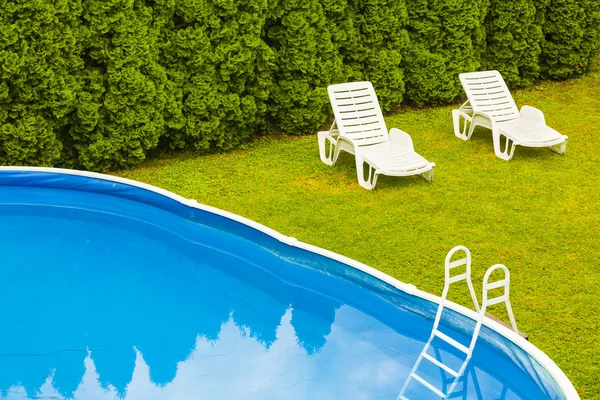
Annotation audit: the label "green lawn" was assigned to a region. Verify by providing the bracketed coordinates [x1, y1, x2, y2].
[116, 62, 600, 398]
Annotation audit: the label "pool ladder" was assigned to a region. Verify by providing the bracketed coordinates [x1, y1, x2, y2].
[397, 246, 518, 400]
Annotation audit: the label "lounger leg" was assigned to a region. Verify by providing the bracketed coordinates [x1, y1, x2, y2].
[332, 142, 343, 166]
[421, 166, 435, 182]
[549, 140, 567, 155]
[452, 110, 473, 141]
[355, 156, 377, 190]
[318, 131, 337, 166]
[492, 131, 517, 161]
[371, 173, 380, 190]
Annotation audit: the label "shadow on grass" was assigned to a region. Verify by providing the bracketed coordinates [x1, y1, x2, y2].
[374, 174, 431, 190]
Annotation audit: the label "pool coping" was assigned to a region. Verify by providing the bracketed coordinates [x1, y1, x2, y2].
[0, 166, 579, 399]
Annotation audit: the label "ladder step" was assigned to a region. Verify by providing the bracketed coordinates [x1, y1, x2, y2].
[434, 330, 470, 354]
[486, 295, 508, 306]
[422, 353, 459, 377]
[485, 279, 507, 290]
[448, 273, 467, 284]
[411, 373, 445, 398]
[448, 258, 467, 268]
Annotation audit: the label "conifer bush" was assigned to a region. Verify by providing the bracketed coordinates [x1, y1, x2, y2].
[348, 0, 409, 111]
[0, 0, 83, 166]
[322, 0, 363, 83]
[403, 0, 488, 106]
[161, 0, 272, 151]
[539, 0, 600, 80]
[68, 0, 169, 171]
[264, 0, 344, 135]
[482, 0, 542, 87]
[323, 0, 408, 111]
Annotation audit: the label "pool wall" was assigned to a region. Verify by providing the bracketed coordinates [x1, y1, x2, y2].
[0, 166, 579, 399]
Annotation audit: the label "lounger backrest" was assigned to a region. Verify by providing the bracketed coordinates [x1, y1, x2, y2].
[459, 71, 520, 123]
[328, 81, 389, 146]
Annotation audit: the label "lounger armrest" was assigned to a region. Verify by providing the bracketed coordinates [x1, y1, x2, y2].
[472, 110, 494, 120]
[389, 128, 414, 151]
[458, 100, 473, 114]
[472, 111, 497, 129]
[520, 105, 545, 124]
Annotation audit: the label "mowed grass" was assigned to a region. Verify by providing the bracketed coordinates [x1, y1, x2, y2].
[115, 62, 600, 398]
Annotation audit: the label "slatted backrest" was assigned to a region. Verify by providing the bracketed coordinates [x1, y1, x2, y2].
[327, 81, 389, 146]
[459, 71, 520, 123]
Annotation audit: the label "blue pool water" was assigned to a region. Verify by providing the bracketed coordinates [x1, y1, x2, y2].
[0, 172, 566, 399]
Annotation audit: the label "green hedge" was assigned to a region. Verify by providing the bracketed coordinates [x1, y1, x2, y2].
[1, 0, 599, 171]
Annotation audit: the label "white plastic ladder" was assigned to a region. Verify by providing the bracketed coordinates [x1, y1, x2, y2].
[398, 246, 518, 399]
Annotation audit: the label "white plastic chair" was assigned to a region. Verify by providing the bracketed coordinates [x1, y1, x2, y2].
[318, 81, 435, 190]
[452, 70, 568, 160]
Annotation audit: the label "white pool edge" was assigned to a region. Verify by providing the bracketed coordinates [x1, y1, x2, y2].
[0, 166, 580, 399]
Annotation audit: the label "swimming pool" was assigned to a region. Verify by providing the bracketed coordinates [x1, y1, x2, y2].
[0, 167, 577, 399]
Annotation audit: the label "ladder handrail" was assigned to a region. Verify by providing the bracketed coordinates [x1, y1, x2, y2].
[482, 264, 518, 333]
[432, 245, 480, 334]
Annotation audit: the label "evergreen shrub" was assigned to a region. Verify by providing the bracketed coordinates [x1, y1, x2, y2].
[482, 0, 542, 87]
[403, 0, 488, 106]
[264, 0, 344, 135]
[539, 0, 600, 80]
[0, 0, 83, 166]
[69, 0, 169, 171]
[161, 0, 273, 151]
[346, 0, 409, 111]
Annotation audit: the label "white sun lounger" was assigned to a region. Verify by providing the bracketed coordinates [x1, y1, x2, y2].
[452, 70, 568, 160]
[318, 81, 435, 190]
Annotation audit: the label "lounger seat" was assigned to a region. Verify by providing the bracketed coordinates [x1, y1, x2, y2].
[359, 142, 432, 175]
[497, 118, 565, 147]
